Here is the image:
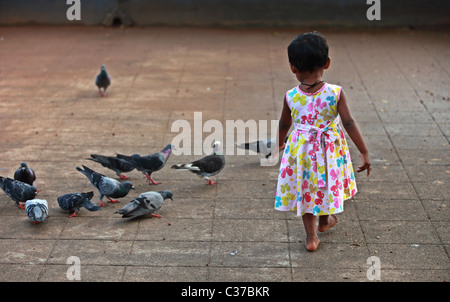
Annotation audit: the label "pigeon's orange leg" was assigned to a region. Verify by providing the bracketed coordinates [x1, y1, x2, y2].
[18, 202, 25, 209]
[68, 211, 78, 218]
[206, 179, 216, 186]
[108, 198, 119, 203]
[145, 173, 161, 185]
[119, 174, 129, 180]
[152, 214, 161, 218]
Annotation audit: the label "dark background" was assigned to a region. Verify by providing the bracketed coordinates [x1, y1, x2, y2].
[0, 0, 449, 27]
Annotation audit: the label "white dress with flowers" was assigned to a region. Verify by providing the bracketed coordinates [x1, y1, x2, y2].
[275, 83, 357, 216]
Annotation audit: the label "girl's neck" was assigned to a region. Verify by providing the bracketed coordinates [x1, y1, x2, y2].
[298, 77, 325, 93]
[294, 68, 326, 93]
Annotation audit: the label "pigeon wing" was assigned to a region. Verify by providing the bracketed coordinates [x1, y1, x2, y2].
[98, 177, 120, 196]
[190, 154, 225, 174]
[116, 196, 151, 218]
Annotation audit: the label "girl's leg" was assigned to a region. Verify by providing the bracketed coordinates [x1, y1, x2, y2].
[318, 214, 338, 232]
[302, 213, 320, 252]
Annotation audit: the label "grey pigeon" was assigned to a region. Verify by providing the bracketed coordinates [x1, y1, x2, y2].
[171, 141, 225, 186]
[95, 65, 111, 97]
[57, 191, 102, 217]
[0, 176, 38, 209]
[25, 199, 49, 224]
[115, 190, 173, 219]
[14, 162, 36, 186]
[76, 165, 134, 207]
[237, 135, 289, 158]
[116, 144, 173, 185]
[87, 154, 135, 180]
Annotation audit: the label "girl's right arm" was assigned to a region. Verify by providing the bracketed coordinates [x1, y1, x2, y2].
[277, 96, 292, 152]
[337, 89, 371, 176]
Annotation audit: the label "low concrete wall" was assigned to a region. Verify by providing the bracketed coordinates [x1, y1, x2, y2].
[0, 0, 448, 27]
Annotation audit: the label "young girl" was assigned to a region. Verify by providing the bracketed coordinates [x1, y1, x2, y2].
[274, 32, 371, 252]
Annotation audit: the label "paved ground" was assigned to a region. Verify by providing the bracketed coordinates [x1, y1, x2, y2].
[0, 26, 448, 282]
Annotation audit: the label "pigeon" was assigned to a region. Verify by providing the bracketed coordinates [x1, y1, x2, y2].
[57, 191, 102, 218]
[14, 162, 36, 185]
[95, 64, 111, 97]
[25, 199, 49, 224]
[87, 154, 135, 180]
[76, 165, 134, 207]
[237, 135, 289, 158]
[171, 141, 225, 186]
[0, 176, 38, 209]
[115, 190, 173, 219]
[116, 144, 173, 185]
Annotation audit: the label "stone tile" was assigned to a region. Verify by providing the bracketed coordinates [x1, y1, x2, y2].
[360, 220, 441, 244]
[208, 267, 291, 282]
[422, 199, 449, 221]
[48, 239, 133, 266]
[0, 215, 67, 240]
[353, 181, 418, 200]
[124, 265, 208, 282]
[209, 241, 290, 268]
[355, 199, 429, 221]
[290, 242, 370, 269]
[0, 264, 44, 282]
[135, 217, 213, 241]
[292, 267, 368, 282]
[384, 122, 443, 137]
[412, 181, 450, 200]
[39, 264, 125, 282]
[212, 218, 288, 242]
[128, 240, 210, 267]
[378, 109, 435, 123]
[397, 149, 450, 166]
[216, 180, 277, 199]
[366, 244, 449, 270]
[404, 165, 450, 182]
[392, 135, 449, 150]
[0, 239, 56, 265]
[374, 269, 449, 282]
[354, 164, 409, 182]
[60, 217, 139, 240]
[433, 221, 450, 245]
[214, 198, 286, 220]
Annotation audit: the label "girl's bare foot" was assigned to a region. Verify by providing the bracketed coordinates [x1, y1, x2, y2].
[318, 214, 338, 232]
[305, 235, 320, 252]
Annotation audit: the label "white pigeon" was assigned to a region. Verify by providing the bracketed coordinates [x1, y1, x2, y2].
[115, 190, 173, 219]
[25, 199, 49, 224]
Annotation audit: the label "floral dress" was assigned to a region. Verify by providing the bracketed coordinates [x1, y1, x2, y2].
[275, 83, 357, 216]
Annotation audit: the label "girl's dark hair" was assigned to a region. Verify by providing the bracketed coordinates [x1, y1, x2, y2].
[288, 32, 329, 73]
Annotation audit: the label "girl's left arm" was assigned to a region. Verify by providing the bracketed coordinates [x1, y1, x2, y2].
[338, 89, 371, 176]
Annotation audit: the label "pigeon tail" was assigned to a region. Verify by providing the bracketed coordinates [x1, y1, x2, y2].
[171, 163, 200, 171]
